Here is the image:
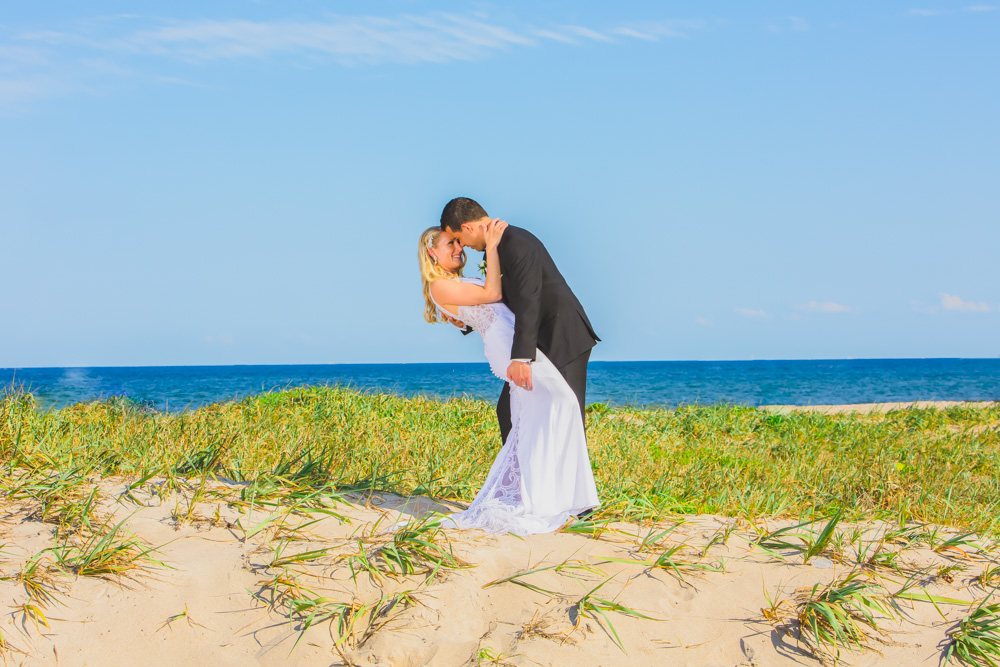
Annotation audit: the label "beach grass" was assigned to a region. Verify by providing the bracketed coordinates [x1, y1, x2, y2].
[944, 596, 1000, 667]
[2, 385, 999, 533]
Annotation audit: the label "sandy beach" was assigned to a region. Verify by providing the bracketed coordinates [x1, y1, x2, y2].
[0, 490, 978, 667]
[2, 415, 997, 667]
[763, 400, 998, 415]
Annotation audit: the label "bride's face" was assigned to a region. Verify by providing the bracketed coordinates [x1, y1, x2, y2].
[430, 232, 464, 272]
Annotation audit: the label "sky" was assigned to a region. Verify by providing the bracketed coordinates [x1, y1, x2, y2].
[1, 1, 998, 367]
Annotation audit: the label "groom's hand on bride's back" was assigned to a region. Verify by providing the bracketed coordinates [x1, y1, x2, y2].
[507, 361, 533, 391]
[442, 312, 472, 334]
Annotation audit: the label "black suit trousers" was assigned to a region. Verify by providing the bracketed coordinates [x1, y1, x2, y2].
[496, 349, 592, 445]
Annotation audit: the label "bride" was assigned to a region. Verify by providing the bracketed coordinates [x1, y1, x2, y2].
[417, 220, 600, 536]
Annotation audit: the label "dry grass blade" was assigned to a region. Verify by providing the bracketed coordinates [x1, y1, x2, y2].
[287, 595, 365, 650]
[14, 602, 51, 634]
[119, 471, 157, 505]
[699, 521, 740, 557]
[0, 626, 28, 658]
[476, 645, 520, 666]
[518, 609, 578, 645]
[935, 532, 983, 560]
[789, 571, 896, 665]
[761, 580, 790, 625]
[484, 557, 605, 598]
[569, 576, 661, 654]
[560, 516, 617, 539]
[269, 541, 338, 570]
[630, 520, 683, 552]
[855, 538, 909, 575]
[977, 565, 1000, 590]
[281, 589, 418, 654]
[158, 603, 209, 632]
[604, 542, 724, 585]
[48, 517, 165, 579]
[889, 566, 971, 614]
[356, 590, 421, 646]
[1, 552, 63, 608]
[347, 515, 469, 583]
[753, 511, 843, 564]
[253, 569, 310, 614]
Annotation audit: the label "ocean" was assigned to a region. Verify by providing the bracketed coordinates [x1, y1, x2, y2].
[3, 359, 999, 413]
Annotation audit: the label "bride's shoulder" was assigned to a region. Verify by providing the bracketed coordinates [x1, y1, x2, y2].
[428, 276, 464, 298]
[429, 276, 459, 286]
[459, 276, 485, 286]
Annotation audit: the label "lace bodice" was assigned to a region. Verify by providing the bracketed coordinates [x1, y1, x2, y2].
[456, 302, 500, 334]
[432, 277, 505, 336]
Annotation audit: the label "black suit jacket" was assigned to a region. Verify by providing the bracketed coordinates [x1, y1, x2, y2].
[497, 226, 598, 368]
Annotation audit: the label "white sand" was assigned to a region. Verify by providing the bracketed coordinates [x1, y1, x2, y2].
[764, 400, 997, 415]
[1, 475, 992, 666]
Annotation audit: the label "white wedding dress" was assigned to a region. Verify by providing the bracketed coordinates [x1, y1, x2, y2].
[431, 278, 600, 536]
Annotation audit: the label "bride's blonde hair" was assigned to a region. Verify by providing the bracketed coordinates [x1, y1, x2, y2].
[418, 226, 466, 323]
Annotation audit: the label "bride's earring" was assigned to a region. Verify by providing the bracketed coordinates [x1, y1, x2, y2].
[430, 254, 437, 265]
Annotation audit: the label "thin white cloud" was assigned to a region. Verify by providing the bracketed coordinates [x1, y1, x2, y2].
[12, 13, 701, 68]
[965, 5, 999, 11]
[530, 28, 578, 44]
[0, 76, 81, 108]
[117, 16, 529, 64]
[608, 20, 703, 41]
[610, 27, 659, 41]
[0, 44, 52, 67]
[0, 12, 719, 114]
[561, 25, 614, 42]
[695, 316, 712, 326]
[735, 308, 768, 318]
[0, 78, 52, 101]
[801, 300, 850, 313]
[0, 38, 122, 108]
[0, 46, 55, 106]
[941, 293, 992, 312]
[1, 11, 709, 110]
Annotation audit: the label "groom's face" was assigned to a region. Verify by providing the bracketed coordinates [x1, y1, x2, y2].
[458, 216, 490, 252]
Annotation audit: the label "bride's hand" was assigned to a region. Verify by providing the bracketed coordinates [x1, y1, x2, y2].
[485, 219, 508, 251]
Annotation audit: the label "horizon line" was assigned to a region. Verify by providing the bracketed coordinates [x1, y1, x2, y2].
[4, 356, 1000, 371]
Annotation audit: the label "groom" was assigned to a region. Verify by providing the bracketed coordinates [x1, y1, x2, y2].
[440, 197, 600, 445]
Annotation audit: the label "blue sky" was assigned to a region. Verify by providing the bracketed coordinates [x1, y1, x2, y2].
[2, 1, 998, 367]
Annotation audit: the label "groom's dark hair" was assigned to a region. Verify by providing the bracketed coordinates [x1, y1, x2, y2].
[440, 197, 489, 232]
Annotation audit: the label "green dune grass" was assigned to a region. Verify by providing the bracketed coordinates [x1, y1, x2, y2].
[2, 386, 999, 532]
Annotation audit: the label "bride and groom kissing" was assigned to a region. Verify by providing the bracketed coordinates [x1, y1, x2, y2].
[417, 197, 601, 536]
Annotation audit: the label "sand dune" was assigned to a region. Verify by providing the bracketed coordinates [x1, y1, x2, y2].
[1, 478, 993, 667]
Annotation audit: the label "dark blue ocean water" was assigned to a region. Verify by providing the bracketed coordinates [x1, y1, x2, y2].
[2, 359, 999, 413]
